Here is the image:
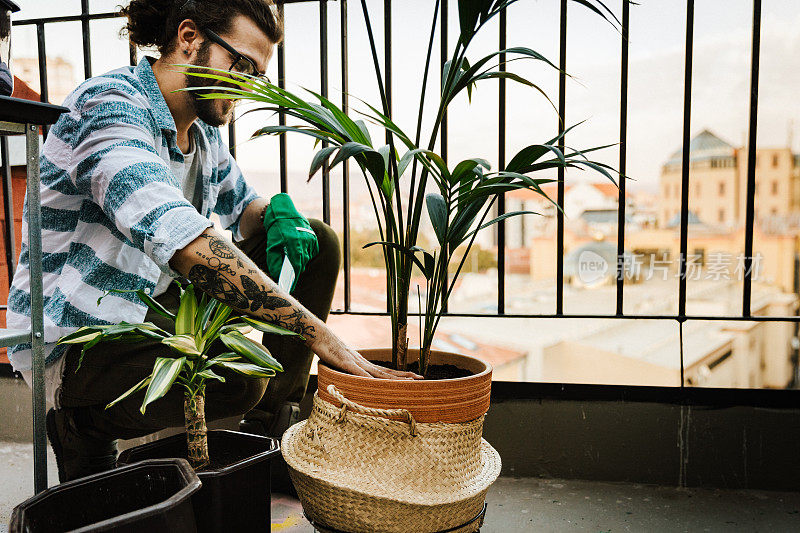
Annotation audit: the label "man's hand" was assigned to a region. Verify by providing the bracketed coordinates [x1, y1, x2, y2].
[310, 328, 421, 379]
[170, 228, 422, 380]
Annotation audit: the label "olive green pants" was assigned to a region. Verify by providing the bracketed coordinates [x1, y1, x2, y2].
[57, 219, 340, 441]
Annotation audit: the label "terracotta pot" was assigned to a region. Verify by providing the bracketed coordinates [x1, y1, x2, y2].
[317, 348, 492, 424]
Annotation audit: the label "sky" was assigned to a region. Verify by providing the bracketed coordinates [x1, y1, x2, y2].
[8, 0, 800, 208]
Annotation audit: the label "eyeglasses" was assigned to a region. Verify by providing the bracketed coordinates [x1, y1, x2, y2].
[203, 28, 269, 83]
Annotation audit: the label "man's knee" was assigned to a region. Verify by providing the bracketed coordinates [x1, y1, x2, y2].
[308, 218, 341, 272]
[205, 375, 269, 421]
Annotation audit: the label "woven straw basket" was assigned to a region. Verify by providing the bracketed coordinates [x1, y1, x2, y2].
[282, 385, 502, 533]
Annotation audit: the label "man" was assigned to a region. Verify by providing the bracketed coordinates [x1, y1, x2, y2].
[8, 0, 416, 483]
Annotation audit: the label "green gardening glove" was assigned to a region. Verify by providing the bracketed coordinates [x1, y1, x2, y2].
[263, 193, 318, 293]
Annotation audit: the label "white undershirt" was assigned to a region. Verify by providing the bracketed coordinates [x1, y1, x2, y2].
[152, 131, 203, 297]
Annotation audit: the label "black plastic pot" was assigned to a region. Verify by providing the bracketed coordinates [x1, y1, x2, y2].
[9, 458, 201, 533]
[118, 429, 280, 533]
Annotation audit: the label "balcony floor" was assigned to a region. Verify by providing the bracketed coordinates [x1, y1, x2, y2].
[2, 440, 799, 532]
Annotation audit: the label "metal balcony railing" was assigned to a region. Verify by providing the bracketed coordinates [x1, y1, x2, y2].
[1, 0, 795, 393]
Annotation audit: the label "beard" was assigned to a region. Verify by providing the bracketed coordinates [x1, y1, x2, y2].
[184, 46, 235, 127]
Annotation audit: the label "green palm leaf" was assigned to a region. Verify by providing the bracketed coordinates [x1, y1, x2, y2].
[175, 285, 197, 336]
[240, 316, 301, 338]
[140, 357, 186, 414]
[161, 334, 201, 357]
[216, 360, 276, 378]
[220, 331, 283, 372]
[197, 368, 226, 383]
[106, 375, 152, 410]
[57, 327, 102, 345]
[203, 352, 241, 370]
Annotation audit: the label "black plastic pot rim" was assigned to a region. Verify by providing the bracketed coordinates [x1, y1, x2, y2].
[15, 458, 201, 533]
[198, 430, 279, 476]
[120, 429, 279, 476]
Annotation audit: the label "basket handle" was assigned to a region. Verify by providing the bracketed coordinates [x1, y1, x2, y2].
[327, 384, 418, 437]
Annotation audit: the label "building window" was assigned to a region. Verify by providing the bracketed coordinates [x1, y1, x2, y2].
[675, 184, 680, 198]
[772, 154, 780, 168]
[755, 182, 759, 194]
[696, 183, 701, 195]
[772, 207, 778, 216]
[718, 182, 725, 196]
[664, 185, 669, 198]
[772, 181, 778, 195]
[719, 208, 725, 222]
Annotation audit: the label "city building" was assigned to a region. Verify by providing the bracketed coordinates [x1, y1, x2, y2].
[659, 129, 800, 228]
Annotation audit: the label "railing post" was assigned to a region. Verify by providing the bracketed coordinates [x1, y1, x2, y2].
[321, 0, 330, 224]
[341, 0, 351, 312]
[497, 8, 506, 315]
[556, 0, 567, 315]
[742, 0, 762, 317]
[26, 123, 47, 493]
[80, 0, 92, 79]
[277, 2, 287, 193]
[678, 0, 695, 321]
[615, 0, 630, 316]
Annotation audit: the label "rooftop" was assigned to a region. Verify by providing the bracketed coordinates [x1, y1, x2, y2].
[665, 129, 737, 166]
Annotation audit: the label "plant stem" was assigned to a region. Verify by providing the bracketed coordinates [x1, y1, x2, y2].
[185, 389, 209, 469]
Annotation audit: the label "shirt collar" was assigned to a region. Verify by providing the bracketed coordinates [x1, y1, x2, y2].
[135, 56, 178, 134]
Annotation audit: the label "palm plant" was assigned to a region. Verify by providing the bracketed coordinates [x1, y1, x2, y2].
[57, 282, 298, 468]
[184, 0, 621, 376]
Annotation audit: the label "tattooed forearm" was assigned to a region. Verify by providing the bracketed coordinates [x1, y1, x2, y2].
[187, 264, 249, 309]
[176, 229, 322, 347]
[194, 250, 238, 277]
[262, 309, 317, 338]
[240, 275, 292, 312]
[198, 233, 237, 259]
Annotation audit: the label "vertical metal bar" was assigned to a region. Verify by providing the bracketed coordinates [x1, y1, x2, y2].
[615, 0, 630, 315]
[440, 0, 448, 313]
[384, 0, 392, 139]
[26, 124, 47, 493]
[497, 9, 506, 315]
[321, 0, 331, 225]
[440, 0, 448, 165]
[793, 253, 800, 387]
[1, 137, 15, 280]
[678, 0, 695, 320]
[556, 0, 567, 315]
[277, 2, 288, 193]
[381, 0, 394, 316]
[36, 24, 48, 101]
[341, 0, 351, 312]
[129, 40, 138, 66]
[679, 320, 685, 387]
[80, 0, 92, 79]
[36, 23, 49, 138]
[227, 122, 237, 159]
[742, 0, 762, 317]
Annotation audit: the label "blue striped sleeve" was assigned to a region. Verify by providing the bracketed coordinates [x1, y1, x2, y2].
[68, 87, 211, 270]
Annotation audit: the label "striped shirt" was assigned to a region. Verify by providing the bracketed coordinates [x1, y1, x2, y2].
[7, 57, 257, 373]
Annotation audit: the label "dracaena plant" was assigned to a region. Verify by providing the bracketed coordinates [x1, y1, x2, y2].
[183, 0, 620, 376]
[57, 282, 298, 469]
